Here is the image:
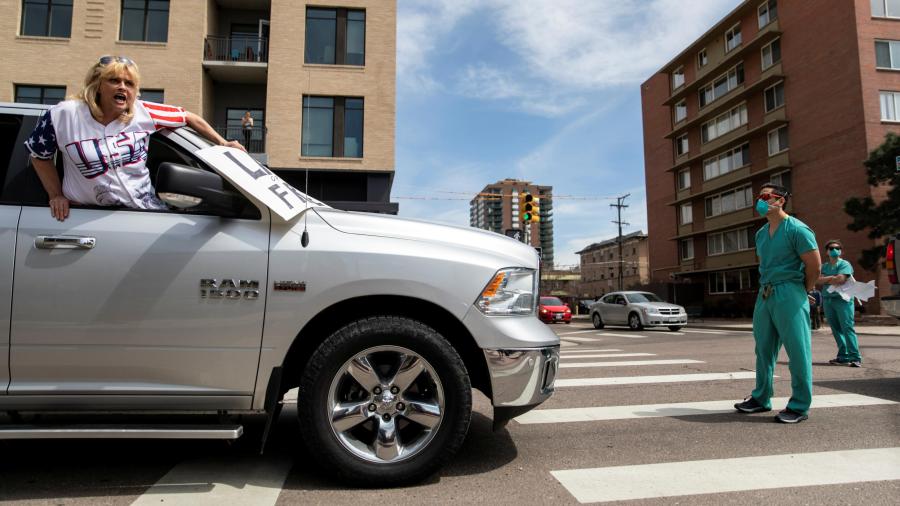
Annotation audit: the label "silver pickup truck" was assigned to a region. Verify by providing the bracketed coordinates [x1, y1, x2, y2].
[0, 102, 559, 485]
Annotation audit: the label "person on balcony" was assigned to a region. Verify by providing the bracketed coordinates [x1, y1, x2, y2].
[25, 56, 245, 221]
[242, 111, 254, 149]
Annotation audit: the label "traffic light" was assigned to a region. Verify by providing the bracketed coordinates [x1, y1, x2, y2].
[531, 197, 541, 222]
[520, 192, 534, 222]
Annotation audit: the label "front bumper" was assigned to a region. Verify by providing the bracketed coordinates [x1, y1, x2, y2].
[483, 346, 559, 429]
[642, 315, 688, 326]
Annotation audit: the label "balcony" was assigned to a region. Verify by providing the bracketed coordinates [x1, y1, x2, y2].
[216, 125, 267, 164]
[203, 36, 268, 84]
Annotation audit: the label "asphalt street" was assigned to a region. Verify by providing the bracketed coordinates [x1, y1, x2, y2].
[1, 322, 898, 505]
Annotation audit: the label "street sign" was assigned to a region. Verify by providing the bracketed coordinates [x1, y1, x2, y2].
[505, 229, 523, 242]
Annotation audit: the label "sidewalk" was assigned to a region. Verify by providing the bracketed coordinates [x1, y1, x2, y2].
[571, 315, 900, 336]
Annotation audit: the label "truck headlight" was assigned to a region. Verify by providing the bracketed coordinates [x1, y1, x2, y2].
[475, 268, 536, 316]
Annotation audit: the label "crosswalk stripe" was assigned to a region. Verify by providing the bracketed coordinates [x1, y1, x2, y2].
[682, 328, 728, 334]
[561, 353, 656, 360]
[597, 332, 648, 338]
[559, 359, 703, 369]
[515, 393, 895, 424]
[558, 330, 600, 335]
[131, 455, 292, 506]
[554, 371, 759, 387]
[551, 447, 900, 504]
[561, 336, 602, 342]
[559, 349, 623, 354]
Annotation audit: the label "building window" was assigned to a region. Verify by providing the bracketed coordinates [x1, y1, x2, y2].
[681, 239, 694, 260]
[767, 125, 789, 155]
[674, 100, 687, 123]
[764, 81, 785, 112]
[705, 185, 753, 218]
[872, 0, 900, 18]
[701, 104, 748, 143]
[707, 227, 755, 256]
[14, 84, 65, 105]
[21, 0, 72, 37]
[881, 91, 900, 121]
[675, 134, 689, 156]
[305, 8, 366, 66]
[703, 143, 750, 180]
[758, 0, 778, 28]
[709, 269, 754, 294]
[139, 89, 164, 103]
[680, 203, 693, 225]
[770, 171, 792, 192]
[761, 38, 781, 70]
[876, 40, 900, 69]
[672, 67, 685, 90]
[120, 0, 169, 42]
[302, 96, 364, 158]
[677, 169, 691, 190]
[699, 63, 744, 107]
[725, 23, 742, 53]
[697, 48, 708, 69]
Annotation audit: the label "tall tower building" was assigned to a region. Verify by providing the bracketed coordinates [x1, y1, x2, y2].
[469, 179, 554, 267]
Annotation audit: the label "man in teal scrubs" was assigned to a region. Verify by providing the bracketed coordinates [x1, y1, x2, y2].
[734, 184, 821, 423]
[818, 239, 861, 367]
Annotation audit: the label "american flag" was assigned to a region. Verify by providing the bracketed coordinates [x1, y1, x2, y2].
[24, 110, 57, 160]
[141, 101, 187, 130]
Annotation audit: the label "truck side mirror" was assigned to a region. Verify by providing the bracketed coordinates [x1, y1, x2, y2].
[155, 162, 247, 217]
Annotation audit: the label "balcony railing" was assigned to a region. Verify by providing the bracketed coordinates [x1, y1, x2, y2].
[204, 36, 268, 63]
[217, 126, 266, 154]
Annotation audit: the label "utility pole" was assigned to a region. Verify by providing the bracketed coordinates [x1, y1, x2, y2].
[610, 194, 630, 291]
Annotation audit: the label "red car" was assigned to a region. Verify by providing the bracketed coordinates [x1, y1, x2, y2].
[539, 296, 571, 324]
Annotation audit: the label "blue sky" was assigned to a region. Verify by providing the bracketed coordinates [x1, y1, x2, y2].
[393, 0, 741, 267]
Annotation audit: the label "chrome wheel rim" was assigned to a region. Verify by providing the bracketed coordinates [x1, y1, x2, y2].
[327, 345, 445, 464]
[593, 314, 601, 327]
[630, 315, 640, 328]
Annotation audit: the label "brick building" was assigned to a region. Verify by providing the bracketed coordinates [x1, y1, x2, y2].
[0, 0, 397, 213]
[641, 0, 900, 315]
[576, 231, 650, 298]
[469, 178, 555, 267]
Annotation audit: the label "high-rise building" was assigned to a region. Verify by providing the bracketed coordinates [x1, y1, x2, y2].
[0, 0, 397, 213]
[641, 0, 899, 315]
[469, 178, 554, 266]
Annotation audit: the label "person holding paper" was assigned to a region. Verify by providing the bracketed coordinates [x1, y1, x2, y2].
[818, 239, 862, 367]
[26, 56, 245, 222]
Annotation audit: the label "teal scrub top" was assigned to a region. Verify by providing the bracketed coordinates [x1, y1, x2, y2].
[756, 216, 818, 285]
[821, 258, 853, 298]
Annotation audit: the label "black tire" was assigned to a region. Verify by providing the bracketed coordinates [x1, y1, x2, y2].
[668, 326, 683, 331]
[628, 312, 643, 331]
[296, 316, 472, 486]
[591, 313, 604, 329]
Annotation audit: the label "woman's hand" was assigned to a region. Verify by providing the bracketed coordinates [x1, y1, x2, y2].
[49, 195, 70, 221]
[222, 140, 247, 152]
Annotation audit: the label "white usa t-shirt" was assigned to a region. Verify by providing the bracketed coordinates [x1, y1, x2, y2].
[25, 99, 187, 209]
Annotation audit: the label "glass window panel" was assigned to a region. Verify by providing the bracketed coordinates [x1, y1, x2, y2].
[22, 3, 49, 36]
[140, 89, 164, 103]
[43, 86, 65, 104]
[346, 18, 366, 66]
[892, 41, 900, 68]
[771, 40, 781, 64]
[120, 9, 145, 41]
[49, 2, 72, 37]
[778, 127, 789, 150]
[712, 196, 722, 216]
[740, 105, 748, 125]
[308, 8, 337, 19]
[722, 192, 735, 213]
[888, 0, 900, 16]
[725, 270, 740, 290]
[876, 41, 892, 67]
[146, 9, 169, 42]
[306, 18, 336, 64]
[15, 86, 41, 101]
[302, 97, 334, 157]
[724, 231, 737, 252]
[873, 0, 887, 16]
[705, 198, 713, 217]
[714, 76, 728, 98]
[344, 104, 363, 157]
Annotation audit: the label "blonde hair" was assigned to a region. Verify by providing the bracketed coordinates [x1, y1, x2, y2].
[72, 58, 142, 123]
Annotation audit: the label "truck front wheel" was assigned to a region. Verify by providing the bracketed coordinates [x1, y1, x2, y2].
[297, 316, 472, 486]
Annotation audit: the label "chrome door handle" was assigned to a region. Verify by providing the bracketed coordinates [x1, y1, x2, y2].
[34, 235, 97, 250]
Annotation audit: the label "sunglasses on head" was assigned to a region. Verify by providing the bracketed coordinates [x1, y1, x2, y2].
[98, 55, 135, 66]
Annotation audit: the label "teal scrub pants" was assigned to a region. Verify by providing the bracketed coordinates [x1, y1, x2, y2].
[751, 282, 813, 414]
[823, 296, 860, 362]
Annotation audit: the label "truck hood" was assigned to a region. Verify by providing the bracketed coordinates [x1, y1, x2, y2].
[314, 208, 540, 268]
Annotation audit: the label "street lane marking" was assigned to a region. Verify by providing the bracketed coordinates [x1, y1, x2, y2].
[559, 359, 703, 369]
[561, 336, 602, 342]
[131, 455, 292, 506]
[516, 393, 895, 424]
[682, 329, 729, 334]
[561, 353, 656, 360]
[558, 330, 601, 335]
[560, 349, 623, 354]
[597, 332, 648, 338]
[551, 447, 900, 504]
[554, 371, 759, 387]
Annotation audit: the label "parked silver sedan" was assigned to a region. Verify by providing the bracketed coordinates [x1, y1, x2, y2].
[589, 291, 687, 331]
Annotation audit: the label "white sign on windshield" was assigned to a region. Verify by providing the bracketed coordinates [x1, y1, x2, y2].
[194, 146, 324, 220]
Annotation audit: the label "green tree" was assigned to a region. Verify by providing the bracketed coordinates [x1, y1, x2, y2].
[844, 132, 900, 270]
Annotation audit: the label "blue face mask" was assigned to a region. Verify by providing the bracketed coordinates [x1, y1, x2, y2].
[755, 199, 769, 216]
[828, 248, 841, 258]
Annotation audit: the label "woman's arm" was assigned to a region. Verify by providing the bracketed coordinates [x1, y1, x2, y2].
[32, 157, 69, 221]
[185, 111, 247, 151]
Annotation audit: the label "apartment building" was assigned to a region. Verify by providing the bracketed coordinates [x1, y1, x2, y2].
[641, 0, 900, 314]
[576, 231, 650, 297]
[469, 178, 555, 267]
[0, 0, 397, 213]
